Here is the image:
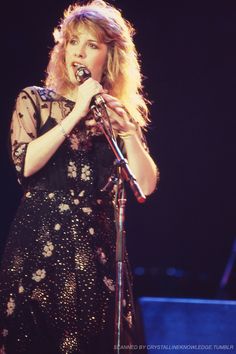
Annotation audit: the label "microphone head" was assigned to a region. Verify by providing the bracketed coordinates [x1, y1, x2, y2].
[92, 94, 106, 107]
[75, 65, 91, 84]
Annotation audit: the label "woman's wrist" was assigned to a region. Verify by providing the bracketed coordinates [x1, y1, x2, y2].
[118, 131, 136, 139]
[58, 121, 70, 138]
[60, 110, 84, 134]
[118, 124, 138, 139]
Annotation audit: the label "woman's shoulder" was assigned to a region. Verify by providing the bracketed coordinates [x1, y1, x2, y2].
[22, 86, 60, 101]
[19, 86, 60, 102]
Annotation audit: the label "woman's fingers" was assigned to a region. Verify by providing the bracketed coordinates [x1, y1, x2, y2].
[106, 110, 134, 133]
[102, 94, 126, 115]
[98, 93, 137, 135]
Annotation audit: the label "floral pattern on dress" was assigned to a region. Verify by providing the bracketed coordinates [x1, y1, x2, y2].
[0, 344, 6, 354]
[2, 329, 8, 337]
[81, 165, 91, 181]
[18, 281, 24, 293]
[18, 285, 24, 294]
[42, 241, 54, 257]
[69, 132, 80, 151]
[79, 190, 85, 197]
[103, 276, 115, 292]
[0, 86, 137, 353]
[125, 311, 133, 328]
[6, 297, 15, 316]
[54, 223, 61, 231]
[67, 161, 77, 178]
[38, 87, 57, 101]
[32, 269, 46, 282]
[89, 227, 95, 235]
[11, 143, 28, 182]
[73, 199, 80, 205]
[82, 207, 92, 215]
[96, 247, 107, 264]
[59, 203, 70, 213]
[14, 144, 25, 158]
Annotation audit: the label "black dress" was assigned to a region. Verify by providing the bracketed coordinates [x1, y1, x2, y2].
[0, 87, 136, 354]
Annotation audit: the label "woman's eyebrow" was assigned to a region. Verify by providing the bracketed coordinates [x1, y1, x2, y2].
[73, 33, 100, 42]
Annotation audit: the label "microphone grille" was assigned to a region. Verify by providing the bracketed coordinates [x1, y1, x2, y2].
[75, 66, 91, 84]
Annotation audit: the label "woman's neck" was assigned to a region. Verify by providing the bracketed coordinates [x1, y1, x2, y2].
[62, 86, 78, 102]
[65, 91, 77, 102]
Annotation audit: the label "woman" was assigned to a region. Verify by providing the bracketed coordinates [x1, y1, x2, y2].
[0, 1, 158, 353]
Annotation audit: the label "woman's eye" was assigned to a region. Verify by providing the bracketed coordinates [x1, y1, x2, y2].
[70, 39, 78, 45]
[89, 43, 98, 49]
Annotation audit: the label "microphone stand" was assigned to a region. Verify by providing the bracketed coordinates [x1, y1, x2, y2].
[90, 99, 146, 353]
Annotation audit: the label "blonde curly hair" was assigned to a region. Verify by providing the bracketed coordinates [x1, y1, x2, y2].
[45, 0, 150, 127]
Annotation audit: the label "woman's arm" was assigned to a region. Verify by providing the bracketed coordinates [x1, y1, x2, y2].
[20, 79, 104, 177]
[102, 93, 159, 196]
[24, 111, 80, 177]
[120, 133, 159, 196]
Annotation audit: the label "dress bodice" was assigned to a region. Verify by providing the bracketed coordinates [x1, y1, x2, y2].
[10, 86, 118, 196]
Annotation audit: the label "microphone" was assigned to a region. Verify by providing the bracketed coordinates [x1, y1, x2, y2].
[75, 65, 91, 84]
[75, 65, 106, 112]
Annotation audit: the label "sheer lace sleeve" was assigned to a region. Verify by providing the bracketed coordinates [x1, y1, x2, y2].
[10, 87, 39, 185]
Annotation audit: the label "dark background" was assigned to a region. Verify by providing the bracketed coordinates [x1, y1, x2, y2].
[1, 1, 236, 300]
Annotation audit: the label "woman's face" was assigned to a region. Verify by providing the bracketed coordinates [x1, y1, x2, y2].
[65, 24, 108, 86]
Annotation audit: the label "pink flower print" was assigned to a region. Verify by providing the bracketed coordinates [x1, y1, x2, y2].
[96, 247, 107, 264]
[103, 276, 115, 292]
[6, 297, 15, 316]
[125, 311, 133, 328]
[69, 132, 80, 150]
[2, 329, 8, 337]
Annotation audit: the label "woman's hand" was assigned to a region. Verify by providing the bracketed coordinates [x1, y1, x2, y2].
[73, 78, 105, 121]
[101, 93, 158, 195]
[101, 93, 137, 137]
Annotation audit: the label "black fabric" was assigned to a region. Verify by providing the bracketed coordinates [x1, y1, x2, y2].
[0, 87, 136, 354]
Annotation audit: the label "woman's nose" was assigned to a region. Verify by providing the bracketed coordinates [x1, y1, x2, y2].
[76, 44, 86, 58]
